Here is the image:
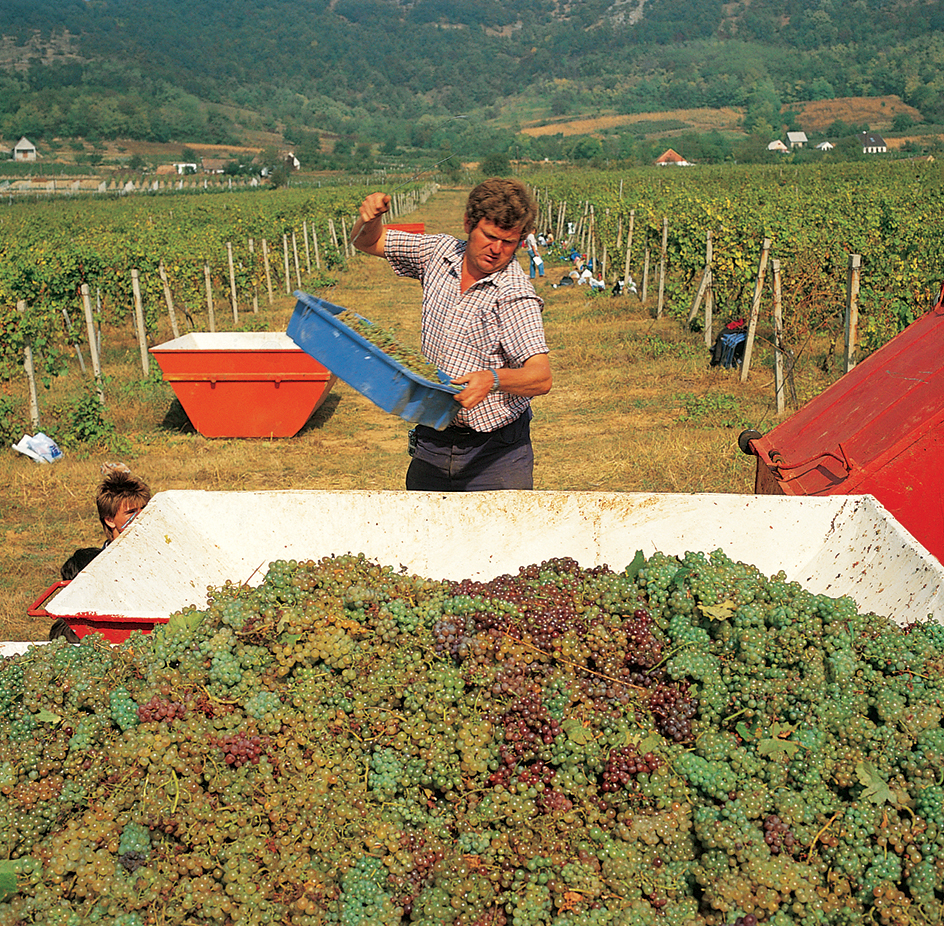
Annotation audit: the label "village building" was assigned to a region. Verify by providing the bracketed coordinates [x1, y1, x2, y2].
[858, 131, 888, 154]
[786, 131, 808, 149]
[200, 157, 227, 174]
[816, 141, 835, 151]
[767, 140, 789, 153]
[13, 137, 38, 161]
[655, 148, 692, 167]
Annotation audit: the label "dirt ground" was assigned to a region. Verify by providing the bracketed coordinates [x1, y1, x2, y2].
[2, 185, 797, 640]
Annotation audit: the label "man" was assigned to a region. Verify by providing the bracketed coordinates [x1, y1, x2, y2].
[352, 178, 552, 491]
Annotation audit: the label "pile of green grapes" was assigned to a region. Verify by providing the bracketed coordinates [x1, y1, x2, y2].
[335, 310, 442, 383]
[0, 550, 943, 926]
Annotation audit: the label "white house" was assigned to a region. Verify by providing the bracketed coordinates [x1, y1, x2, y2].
[786, 131, 808, 149]
[13, 137, 37, 161]
[816, 141, 835, 151]
[858, 132, 887, 154]
[767, 140, 789, 153]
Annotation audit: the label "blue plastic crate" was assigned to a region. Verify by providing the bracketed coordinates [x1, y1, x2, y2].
[287, 292, 461, 430]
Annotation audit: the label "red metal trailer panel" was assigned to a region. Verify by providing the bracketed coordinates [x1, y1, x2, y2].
[742, 292, 944, 563]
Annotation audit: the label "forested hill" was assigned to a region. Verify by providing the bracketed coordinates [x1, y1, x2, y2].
[1, 0, 942, 158]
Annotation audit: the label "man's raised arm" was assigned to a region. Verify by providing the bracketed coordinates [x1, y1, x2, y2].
[351, 192, 391, 256]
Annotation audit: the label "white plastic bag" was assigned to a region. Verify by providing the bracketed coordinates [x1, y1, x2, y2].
[12, 432, 63, 464]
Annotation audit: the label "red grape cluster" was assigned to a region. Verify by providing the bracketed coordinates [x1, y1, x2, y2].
[216, 730, 268, 767]
[648, 680, 697, 742]
[601, 745, 662, 792]
[137, 695, 187, 723]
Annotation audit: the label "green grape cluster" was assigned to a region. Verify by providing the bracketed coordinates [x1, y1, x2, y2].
[109, 688, 138, 732]
[0, 550, 941, 925]
[335, 309, 443, 382]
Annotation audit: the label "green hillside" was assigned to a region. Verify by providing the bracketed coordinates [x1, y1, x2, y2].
[1, 0, 943, 162]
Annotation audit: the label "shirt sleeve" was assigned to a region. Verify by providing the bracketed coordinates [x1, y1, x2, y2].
[384, 230, 449, 281]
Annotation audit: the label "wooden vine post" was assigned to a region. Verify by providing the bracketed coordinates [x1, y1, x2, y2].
[845, 254, 861, 373]
[292, 231, 302, 288]
[130, 269, 150, 376]
[227, 242, 239, 324]
[771, 258, 786, 415]
[740, 238, 771, 383]
[248, 239, 259, 314]
[204, 263, 216, 332]
[158, 261, 181, 338]
[303, 222, 312, 273]
[703, 232, 714, 347]
[657, 217, 668, 318]
[80, 283, 105, 404]
[642, 249, 650, 302]
[17, 301, 40, 431]
[312, 229, 322, 271]
[623, 210, 634, 289]
[686, 230, 714, 344]
[261, 238, 274, 304]
[282, 235, 291, 295]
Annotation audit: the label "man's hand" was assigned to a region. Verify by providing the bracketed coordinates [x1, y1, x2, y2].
[451, 370, 495, 408]
[351, 192, 391, 255]
[451, 354, 552, 409]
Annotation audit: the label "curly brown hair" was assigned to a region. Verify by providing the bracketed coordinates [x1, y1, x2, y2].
[464, 178, 537, 234]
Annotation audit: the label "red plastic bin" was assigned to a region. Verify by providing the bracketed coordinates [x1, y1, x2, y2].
[28, 581, 166, 643]
[740, 291, 944, 563]
[386, 222, 424, 234]
[150, 332, 336, 438]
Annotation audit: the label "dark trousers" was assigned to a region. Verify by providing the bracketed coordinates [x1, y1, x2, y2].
[406, 414, 534, 491]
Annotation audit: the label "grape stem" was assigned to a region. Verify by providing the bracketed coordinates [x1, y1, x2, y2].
[807, 809, 843, 863]
[498, 628, 649, 693]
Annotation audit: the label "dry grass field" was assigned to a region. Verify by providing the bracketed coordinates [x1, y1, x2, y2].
[520, 107, 745, 138]
[520, 95, 928, 140]
[0, 187, 835, 641]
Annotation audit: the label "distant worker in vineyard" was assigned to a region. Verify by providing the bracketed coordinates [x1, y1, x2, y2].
[525, 229, 545, 280]
[352, 178, 552, 491]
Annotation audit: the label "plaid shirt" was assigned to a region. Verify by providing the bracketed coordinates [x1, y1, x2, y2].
[385, 230, 548, 432]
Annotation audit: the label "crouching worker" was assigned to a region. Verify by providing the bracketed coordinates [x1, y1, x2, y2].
[52, 464, 151, 642]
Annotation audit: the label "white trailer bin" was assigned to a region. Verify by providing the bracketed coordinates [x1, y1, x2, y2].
[39, 490, 944, 638]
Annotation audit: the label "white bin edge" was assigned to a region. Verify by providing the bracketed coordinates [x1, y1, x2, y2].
[36, 490, 944, 629]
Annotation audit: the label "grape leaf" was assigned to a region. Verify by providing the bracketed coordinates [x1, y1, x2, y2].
[0, 860, 18, 901]
[34, 709, 60, 725]
[856, 761, 896, 806]
[166, 609, 202, 636]
[562, 719, 594, 745]
[636, 732, 663, 755]
[735, 720, 754, 741]
[698, 600, 736, 620]
[758, 737, 799, 759]
[757, 722, 799, 759]
[671, 566, 691, 588]
[624, 550, 646, 582]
